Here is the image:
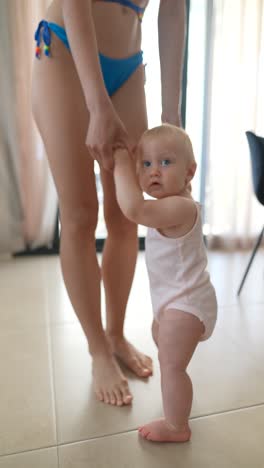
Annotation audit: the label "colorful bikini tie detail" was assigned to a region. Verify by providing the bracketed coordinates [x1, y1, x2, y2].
[34, 20, 51, 59]
[138, 11, 144, 22]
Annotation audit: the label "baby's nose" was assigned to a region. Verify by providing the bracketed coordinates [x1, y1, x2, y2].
[150, 164, 160, 175]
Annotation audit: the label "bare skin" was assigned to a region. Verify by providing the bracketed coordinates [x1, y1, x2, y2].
[32, 0, 152, 406]
[139, 309, 205, 441]
[113, 127, 216, 439]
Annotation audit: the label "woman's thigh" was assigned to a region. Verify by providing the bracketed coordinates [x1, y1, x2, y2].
[100, 64, 148, 228]
[32, 35, 98, 228]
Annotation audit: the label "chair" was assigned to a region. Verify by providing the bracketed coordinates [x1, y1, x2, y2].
[237, 131, 264, 295]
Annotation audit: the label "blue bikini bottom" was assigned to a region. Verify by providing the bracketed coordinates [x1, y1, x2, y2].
[34, 20, 143, 97]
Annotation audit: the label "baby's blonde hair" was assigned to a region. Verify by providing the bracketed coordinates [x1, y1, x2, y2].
[138, 124, 196, 165]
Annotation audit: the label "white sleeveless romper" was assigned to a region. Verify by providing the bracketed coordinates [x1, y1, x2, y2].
[145, 204, 217, 341]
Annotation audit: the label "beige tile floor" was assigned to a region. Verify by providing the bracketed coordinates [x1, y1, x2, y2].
[0, 249, 264, 467]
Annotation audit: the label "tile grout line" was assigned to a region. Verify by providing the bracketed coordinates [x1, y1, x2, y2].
[2, 401, 264, 459]
[43, 264, 61, 468]
[190, 402, 264, 421]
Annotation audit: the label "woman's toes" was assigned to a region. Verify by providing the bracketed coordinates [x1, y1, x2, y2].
[122, 389, 133, 404]
[119, 379, 133, 405]
[131, 355, 152, 377]
[128, 357, 148, 377]
[92, 352, 134, 405]
[138, 366, 152, 377]
[123, 394, 133, 405]
[96, 390, 104, 402]
[141, 357, 153, 374]
[113, 388, 123, 406]
[121, 387, 133, 405]
[110, 393, 117, 405]
[146, 357, 153, 371]
[116, 396, 123, 406]
[141, 367, 152, 376]
[104, 392, 111, 404]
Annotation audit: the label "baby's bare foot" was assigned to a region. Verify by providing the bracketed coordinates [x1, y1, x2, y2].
[92, 352, 133, 406]
[138, 418, 191, 442]
[107, 335, 153, 377]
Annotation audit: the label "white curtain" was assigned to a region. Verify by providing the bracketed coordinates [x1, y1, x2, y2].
[0, 0, 24, 254]
[0, 0, 57, 255]
[204, 0, 264, 249]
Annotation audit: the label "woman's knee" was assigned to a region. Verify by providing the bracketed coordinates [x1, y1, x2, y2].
[60, 202, 98, 238]
[105, 209, 137, 238]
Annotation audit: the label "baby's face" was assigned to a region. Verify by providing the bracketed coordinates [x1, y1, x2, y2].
[137, 135, 193, 199]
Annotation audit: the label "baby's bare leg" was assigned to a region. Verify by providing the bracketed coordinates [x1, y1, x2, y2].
[139, 309, 204, 442]
[151, 319, 159, 347]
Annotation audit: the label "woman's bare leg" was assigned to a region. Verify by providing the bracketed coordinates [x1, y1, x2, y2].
[100, 65, 152, 377]
[139, 309, 205, 442]
[32, 35, 132, 406]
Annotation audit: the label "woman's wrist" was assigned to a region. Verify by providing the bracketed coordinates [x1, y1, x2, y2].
[85, 90, 112, 113]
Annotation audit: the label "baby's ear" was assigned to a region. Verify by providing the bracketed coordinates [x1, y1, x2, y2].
[187, 162, 197, 181]
[185, 162, 196, 187]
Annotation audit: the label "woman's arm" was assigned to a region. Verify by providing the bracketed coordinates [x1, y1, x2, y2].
[61, 0, 132, 170]
[114, 149, 196, 229]
[62, 0, 110, 111]
[158, 0, 186, 126]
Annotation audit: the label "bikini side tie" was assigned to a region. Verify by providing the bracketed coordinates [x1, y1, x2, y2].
[34, 20, 51, 58]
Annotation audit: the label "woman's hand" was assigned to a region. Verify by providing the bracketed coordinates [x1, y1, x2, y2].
[86, 105, 134, 171]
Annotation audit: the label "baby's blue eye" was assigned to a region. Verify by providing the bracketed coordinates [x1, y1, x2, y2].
[161, 159, 171, 166]
[143, 161, 151, 168]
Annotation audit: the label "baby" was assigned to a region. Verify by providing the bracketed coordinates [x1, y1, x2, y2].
[113, 124, 217, 443]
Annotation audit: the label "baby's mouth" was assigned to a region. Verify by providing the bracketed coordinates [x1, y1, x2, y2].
[150, 181, 161, 188]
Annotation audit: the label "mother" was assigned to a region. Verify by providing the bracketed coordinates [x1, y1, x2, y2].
[32, 0, 186, 406]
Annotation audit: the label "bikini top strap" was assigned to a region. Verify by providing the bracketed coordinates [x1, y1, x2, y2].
[103, 0, 145, 21]
[118, 0, 145, 15]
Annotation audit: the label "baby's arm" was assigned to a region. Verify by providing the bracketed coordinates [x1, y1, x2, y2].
[114, 149, 144, 218]
[114, 149, 196, 229]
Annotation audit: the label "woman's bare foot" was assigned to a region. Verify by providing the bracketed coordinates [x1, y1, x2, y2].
[106, 334, 153, 377]
[92, 351, 133, 406]
[138, 418, 191, 442]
